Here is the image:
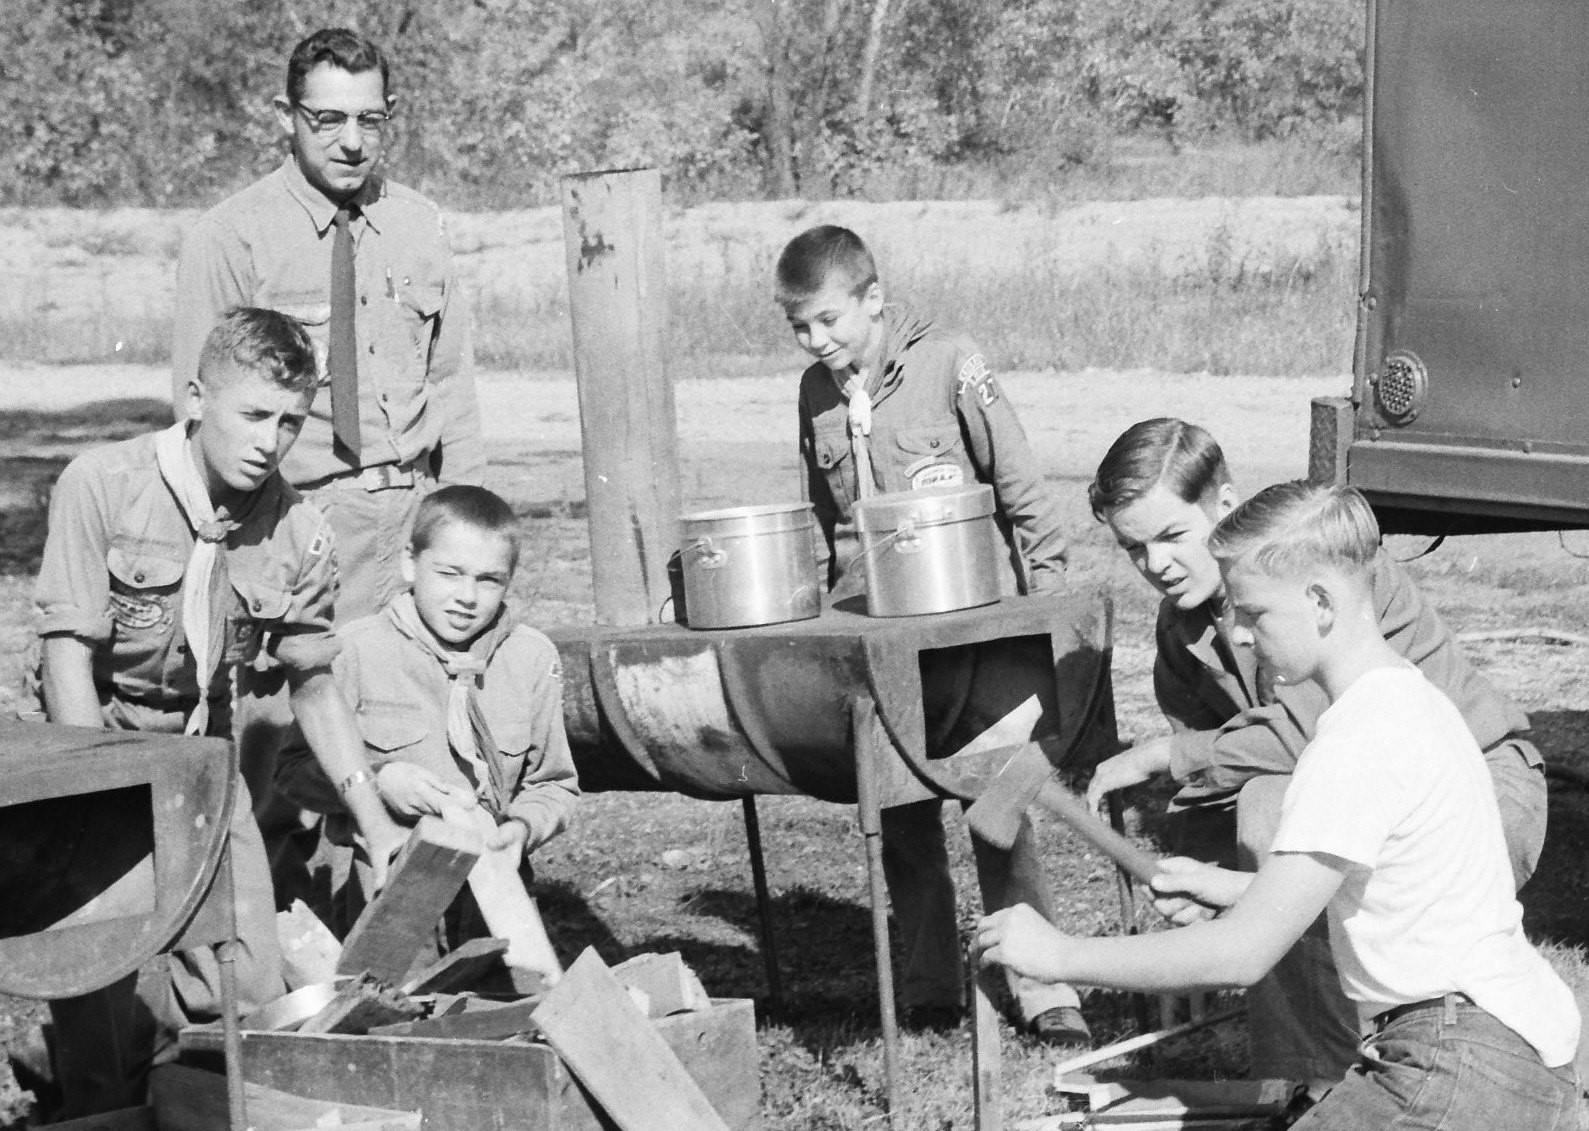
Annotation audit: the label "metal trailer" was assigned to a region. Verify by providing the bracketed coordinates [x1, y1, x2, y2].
[1309, 0, 1589, 533]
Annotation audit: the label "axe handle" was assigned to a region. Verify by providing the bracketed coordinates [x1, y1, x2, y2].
[1033, 779, 1163, 887]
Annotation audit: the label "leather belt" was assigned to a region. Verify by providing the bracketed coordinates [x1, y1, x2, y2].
[310, 461, 423, 492]
[1373, 992, 1473, 1030]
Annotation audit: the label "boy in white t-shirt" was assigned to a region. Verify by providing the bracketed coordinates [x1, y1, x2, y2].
[975, 481, 1580, 1128]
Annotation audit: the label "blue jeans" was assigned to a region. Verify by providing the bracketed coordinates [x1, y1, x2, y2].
[1295, 995, 1582, 1131]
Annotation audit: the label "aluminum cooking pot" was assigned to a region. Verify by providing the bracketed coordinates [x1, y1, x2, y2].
[852, 483, 1002, 616]
[678, 502, 821, 629]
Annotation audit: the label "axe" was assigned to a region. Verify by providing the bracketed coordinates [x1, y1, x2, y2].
[965, 741, 1161, 886]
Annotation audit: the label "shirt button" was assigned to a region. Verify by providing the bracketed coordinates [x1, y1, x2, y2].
[251, 599, 263, 612]
[368, 344, 375, 354]
[133, 571, 146, 583]
[360, 295, 369, 306]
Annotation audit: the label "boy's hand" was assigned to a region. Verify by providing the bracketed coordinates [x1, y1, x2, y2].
[972, 903, 1074, 984]
[360, 815, 410, 893]
[1085, 737, 1173, 813]
[487, 818, 530, 856]
[1149, 856, 1250, 924]
[377, 762, 477, 819]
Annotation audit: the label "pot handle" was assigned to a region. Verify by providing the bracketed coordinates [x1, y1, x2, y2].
[683, 537, 728, 568]
[840, 520, 920, 576]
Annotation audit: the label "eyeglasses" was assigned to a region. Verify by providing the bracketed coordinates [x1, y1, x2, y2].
[294, 104, 392, 136]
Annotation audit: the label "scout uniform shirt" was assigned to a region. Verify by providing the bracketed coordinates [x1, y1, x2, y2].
[276, 592, 579, 848]
[170, 159, 483, 488]
[34, 428, 340, 725]
[797, 305, 1068, 595]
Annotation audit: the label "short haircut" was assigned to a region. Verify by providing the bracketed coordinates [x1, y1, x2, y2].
[1208, 480, 1380, 580]
[410, 485, 521, 572]
[1089, 417, 1232, 520]
[774, 225, 879, 303]
[286, 27, 390, 104]
[197, 307, 318, 394]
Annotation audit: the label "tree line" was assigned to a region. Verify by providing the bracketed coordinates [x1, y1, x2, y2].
[2, 0, 1363, 208]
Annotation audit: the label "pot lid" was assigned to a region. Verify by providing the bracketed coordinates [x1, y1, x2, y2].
[853, 483, 994, 532]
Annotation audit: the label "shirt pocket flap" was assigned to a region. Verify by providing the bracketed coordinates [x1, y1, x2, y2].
[399, 282, 445, 318]
[814, 429, 851, 470]
[229, 574, 293, 622]
[107, 546, 184, 590]
[895, 423, 964, 457]
[359, 704, 429, 754]
[266, 292, 332, 327]
[491, 717, 535, 759]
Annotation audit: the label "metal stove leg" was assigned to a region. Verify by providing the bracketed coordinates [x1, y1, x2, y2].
[853, 695, 899, 1123]
[215, 842, 247, 1131]
[740, 796, 786, 1014]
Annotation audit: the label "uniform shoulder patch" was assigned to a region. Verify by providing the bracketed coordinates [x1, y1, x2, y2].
[956, 353, 999, 406]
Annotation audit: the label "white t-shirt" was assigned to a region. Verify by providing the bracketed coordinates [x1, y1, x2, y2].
[1271, 664, 1579, 1067]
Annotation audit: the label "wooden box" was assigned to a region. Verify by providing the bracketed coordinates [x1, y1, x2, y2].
[181, 998, 759, 1130]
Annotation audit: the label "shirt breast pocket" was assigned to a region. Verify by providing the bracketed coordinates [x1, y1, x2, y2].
[893, 423, 968, 490]
[359, 704, 430, 758]
[226, 574, 294, 666]
[395, 281, 444, 363]
[812, 425, 855, 506]
[106, 546, 182, 636]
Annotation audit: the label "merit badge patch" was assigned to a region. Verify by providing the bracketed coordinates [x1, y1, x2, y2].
[910, 462, 966, 490]
[109, 590, 168, 631]
[307, 531, 327, 558]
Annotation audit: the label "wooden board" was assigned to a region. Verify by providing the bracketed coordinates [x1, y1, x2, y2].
[338, 818, 479, 983]
[179, 998, 760, 1130]
[611, 952, 709, 1017]
[150, 1064, 420, 1131]
[401, 937, 509, 995]
[370, 998, 542, 1042]
[531, 948, 728, 1131]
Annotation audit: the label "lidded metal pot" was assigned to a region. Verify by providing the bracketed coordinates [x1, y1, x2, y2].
[677, 502, 821, 629]
[851, 483, 1002, 616]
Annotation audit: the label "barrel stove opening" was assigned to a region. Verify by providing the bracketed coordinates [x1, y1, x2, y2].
[0, 783, 155, 938]
[919, 635, 1062, 760]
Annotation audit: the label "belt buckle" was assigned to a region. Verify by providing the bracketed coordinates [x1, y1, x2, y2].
[360, 464, 413, 492]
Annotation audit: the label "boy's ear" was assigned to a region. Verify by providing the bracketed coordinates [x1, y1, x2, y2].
[184, 377, 205, 423]
[400, 545, 418, 588]
[861, 281, 884, 316]
[1307, 580, 1337, 633]
[1212, 482, 1239, 519]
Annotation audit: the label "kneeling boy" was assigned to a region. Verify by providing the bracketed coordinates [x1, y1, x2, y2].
[976, 482, 1579, 1128]
[32, 307, 404, 1116]
[278, 485, 578, 981]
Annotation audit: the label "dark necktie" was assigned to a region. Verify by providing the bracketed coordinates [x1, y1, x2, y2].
[329, 207, 361, 460]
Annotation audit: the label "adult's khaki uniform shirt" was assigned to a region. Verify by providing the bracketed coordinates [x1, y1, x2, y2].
[34, 430, 340, 714]
[797, 305, 1068, 595]
[170, 159, 483, 488]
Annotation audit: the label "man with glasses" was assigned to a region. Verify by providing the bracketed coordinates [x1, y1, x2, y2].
[170, 27, 483, 911]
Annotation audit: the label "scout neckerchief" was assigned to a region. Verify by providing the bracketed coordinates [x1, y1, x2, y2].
[833, 364, 876, 500]
[384, 592, 518, 817]
[154, 421, 239, 737]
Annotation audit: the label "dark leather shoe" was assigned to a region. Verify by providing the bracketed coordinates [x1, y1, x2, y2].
[901, 1004, 965, 1032]
[1028, 1005, 1091, 1047]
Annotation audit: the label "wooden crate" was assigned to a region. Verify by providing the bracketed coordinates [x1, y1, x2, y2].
[180, 999, 759, 1130]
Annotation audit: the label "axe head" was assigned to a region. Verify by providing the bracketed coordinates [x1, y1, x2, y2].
[964, 741, 1055, 850]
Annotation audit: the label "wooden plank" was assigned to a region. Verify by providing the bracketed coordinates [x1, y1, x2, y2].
[369, 998, 543, 1041]
[401, 936, 509, 994]
[611, 952, 710, 1017]
[441, 806, 563, 982]
[299, 973, 424, 1036]
[531, 948, 730, 1130]
[277, 898, 341, 989]
[150, 1064, 420, 1131]
[338, 817, 480, 983]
